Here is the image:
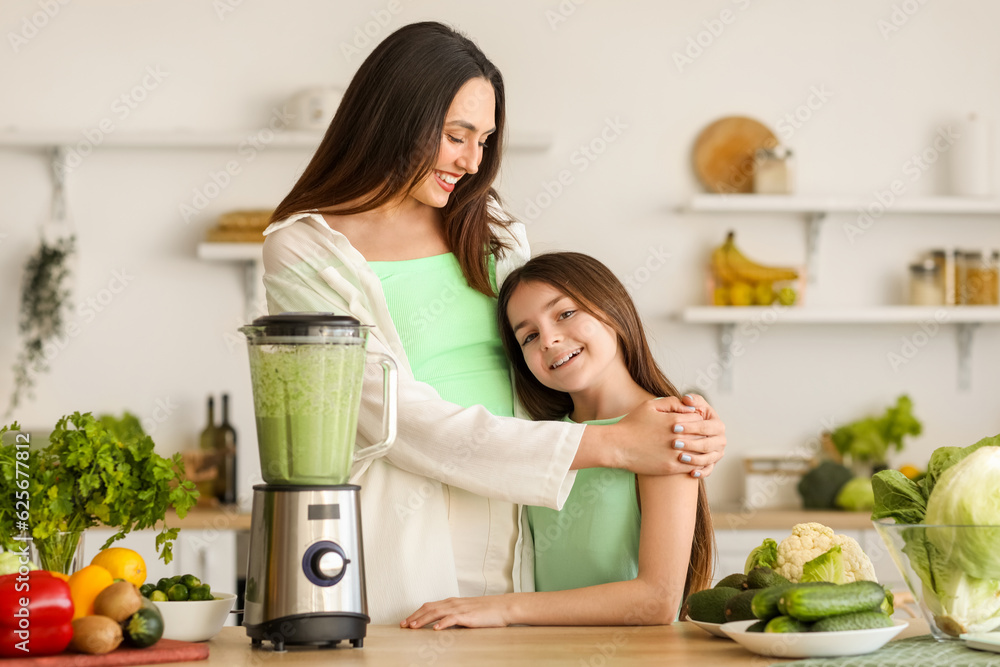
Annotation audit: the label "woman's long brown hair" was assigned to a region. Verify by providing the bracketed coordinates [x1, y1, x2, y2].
[271, 21, 510, 296]
[497, 252, 715, 600]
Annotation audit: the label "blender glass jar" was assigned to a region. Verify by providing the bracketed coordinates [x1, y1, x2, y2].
[240, 314, 396, 485]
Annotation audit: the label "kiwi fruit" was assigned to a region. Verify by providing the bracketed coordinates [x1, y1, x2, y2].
[70, 615, 123, 655]
[93, 581, 144, 623]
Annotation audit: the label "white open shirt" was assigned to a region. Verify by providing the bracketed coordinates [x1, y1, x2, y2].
[261, 212, 583, 623]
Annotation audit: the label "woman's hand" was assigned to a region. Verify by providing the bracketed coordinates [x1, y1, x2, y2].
[402, 596, 512, 630]
[602, 395, 725, 478]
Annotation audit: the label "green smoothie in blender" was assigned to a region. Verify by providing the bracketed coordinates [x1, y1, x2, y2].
[249, 341, 367, 484]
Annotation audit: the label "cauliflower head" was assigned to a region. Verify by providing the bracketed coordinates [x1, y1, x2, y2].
[775, 522, 877, 583]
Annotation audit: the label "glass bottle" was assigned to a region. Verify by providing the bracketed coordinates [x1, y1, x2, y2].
[216, 393, 238, 505]
[964, 250, 988, 305]
[197, 396, 218, 502]
[909, 259, 943, 306]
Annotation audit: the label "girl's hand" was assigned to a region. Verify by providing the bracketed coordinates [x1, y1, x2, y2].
[402, 596, 511, 630]
[609, 396, 726, 478]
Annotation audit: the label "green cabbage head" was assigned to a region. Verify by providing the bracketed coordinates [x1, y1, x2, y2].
[925, 446, 1000, 580]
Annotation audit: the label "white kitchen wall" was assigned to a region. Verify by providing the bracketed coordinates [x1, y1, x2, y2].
[1, 0, 998, 510]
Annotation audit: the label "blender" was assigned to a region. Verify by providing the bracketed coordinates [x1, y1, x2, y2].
[239, 313, 397, 651]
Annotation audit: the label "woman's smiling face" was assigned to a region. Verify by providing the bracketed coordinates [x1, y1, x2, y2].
[409, 77, 496, 208]
[506, 280, 622, 395]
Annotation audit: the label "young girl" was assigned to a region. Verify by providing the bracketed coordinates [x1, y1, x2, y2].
[403, 252, 714, 628]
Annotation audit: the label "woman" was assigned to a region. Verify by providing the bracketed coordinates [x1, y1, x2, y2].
[262, 21, 726, 624]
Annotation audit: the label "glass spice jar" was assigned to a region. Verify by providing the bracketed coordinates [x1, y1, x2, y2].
[909, 259, 944, 306]
[964, 250, 996, 305]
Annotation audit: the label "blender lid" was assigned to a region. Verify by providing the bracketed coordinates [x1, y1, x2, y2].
[246, 313, 366, 337]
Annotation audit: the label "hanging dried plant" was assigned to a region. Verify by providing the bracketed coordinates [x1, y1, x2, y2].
[6, 235, 75, 416]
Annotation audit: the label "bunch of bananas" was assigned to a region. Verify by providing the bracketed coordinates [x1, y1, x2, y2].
[710, 231, 798, 306]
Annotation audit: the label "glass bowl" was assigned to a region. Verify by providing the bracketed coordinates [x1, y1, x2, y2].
[873, 520, 1000, 641]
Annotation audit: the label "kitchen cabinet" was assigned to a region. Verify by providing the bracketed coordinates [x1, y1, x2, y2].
[680, 194, 1000, 391]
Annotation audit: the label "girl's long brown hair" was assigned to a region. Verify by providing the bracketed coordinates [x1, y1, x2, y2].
[497, 252, 715, 600]
[271, 21, 510, 296]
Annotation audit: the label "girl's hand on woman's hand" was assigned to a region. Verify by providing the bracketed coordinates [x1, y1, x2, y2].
[402, 596, 511, 630]
[609, 396, 726, 478]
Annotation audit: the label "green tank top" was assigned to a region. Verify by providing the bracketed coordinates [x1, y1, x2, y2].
[368, 253, 514, 417]
[527, 415, 641, 592]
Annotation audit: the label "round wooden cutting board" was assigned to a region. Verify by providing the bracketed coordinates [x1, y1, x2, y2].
[692, 116, 778, 193]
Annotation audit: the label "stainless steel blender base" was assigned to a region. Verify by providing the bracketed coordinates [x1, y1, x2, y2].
[244, 484, 369, 649]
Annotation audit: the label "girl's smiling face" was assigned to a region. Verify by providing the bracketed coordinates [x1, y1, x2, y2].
[409, 77, 496, 209]
[506, 280, 622, 395]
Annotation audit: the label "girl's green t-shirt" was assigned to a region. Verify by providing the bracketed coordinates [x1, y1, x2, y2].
[526, 415, 641, 592]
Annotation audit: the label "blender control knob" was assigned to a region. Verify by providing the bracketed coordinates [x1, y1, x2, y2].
[302, 540, 351, 586]
[316, 550, 345, 579]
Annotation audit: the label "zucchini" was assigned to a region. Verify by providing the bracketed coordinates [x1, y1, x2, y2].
[780, 581, 886, 622]
[123, 600, 164, 648]
[811, 611, 894, 633]
[764, 615, 812, 633]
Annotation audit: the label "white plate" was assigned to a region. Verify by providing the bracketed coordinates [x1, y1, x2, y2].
[686, 618, 731, 638]
[721, 619, 908, 658]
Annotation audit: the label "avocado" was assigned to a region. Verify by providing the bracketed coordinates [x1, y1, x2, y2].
[746, 566, 791, 590]
[715, 573, 748, 590]
[724, 589, 758, 622]
[684, 587, 741, 624]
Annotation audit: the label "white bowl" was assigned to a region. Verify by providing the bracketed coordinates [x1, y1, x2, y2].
[686, 618, 731, 638]
[721, 618, 908, 658]
[152, 592, 237, 642]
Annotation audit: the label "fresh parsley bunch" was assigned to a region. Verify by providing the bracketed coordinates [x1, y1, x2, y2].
[0, 412, 198, 563]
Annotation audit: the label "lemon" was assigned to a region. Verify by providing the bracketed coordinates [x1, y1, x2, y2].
[91, 547, 146, 587]
[898, 464, 921, 480]
[729, 282, 753, 306]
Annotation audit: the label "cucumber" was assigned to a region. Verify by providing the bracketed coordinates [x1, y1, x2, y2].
[811, 611, 894, 633]
[764, 615, 812, 633]
[746, 620, 768, 633]
[780, 581, 887, 622]
[751, 584, 794, 620]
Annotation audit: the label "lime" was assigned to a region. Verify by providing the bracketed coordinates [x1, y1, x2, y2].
[139, 583, 156, 598]
[181, 574, 202, 589]
[156, 577, 173, 592]
[149, 589, 168, 602]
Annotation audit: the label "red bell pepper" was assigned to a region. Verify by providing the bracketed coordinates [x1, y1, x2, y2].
[0, 569, 74, 657]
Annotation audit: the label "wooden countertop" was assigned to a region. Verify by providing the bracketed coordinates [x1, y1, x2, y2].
[163, 506, 874, 533]
[135, 620, 929, 666]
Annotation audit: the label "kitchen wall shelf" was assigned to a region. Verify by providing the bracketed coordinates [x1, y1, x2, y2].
[0, 128, 555, 151]
[680, 306, 1000, 392]
[683, 194, 1000, 282]
[197, 243, 264, 321]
